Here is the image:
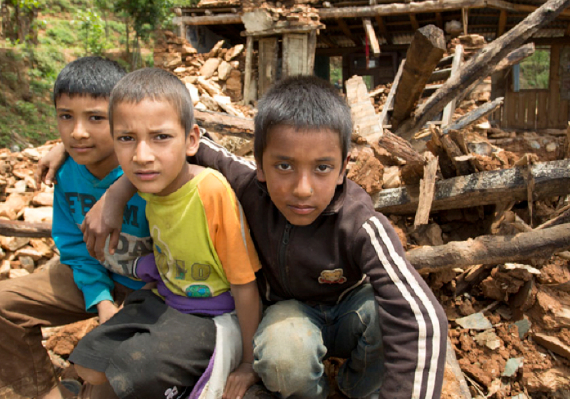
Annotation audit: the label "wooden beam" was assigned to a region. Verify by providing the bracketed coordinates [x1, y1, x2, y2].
[241, 25, 324, 38]
[242, 36, 254, 106]
[497, 10, 508, 37]
[336, 18, 358, 45]
[462, 8, 469, 34]
[391, 24, 446, 129]
[373, 159, 570, 215]
[363, 18, 381, 55]
[0, 220, 51, 238]
[173, 14, 241, 26]
[410, 13, 420, 31]
[414, 153, 439, 227]
[441, 44, 464, 127]
[258, 37, 278, 98]
[407, 223, 570, 271]
[395, 0, 570, 141]
[195, 109, 253, 138]
[435, 12, 444, 29]
[375, 16, 391, 44]
[442, 97, 504, 135]
[379, 59, 405, 129]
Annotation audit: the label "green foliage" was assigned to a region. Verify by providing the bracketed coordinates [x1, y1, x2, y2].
[72, 8, 107, 55]
[113, 0, 174, 40]
[46, 23, 77, 45]
[520, 48, 550, 90]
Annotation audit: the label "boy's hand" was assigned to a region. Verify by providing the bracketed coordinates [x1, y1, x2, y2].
[96, 300, 119, 324]
[81, 192, 122, 263]
[34, 143, 67, 187]
[223, 362, 259, 399]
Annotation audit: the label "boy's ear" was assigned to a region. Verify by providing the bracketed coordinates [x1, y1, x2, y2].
[336, 153, 350, 185]
[185, 124, 201, 156]
[256, 162, 266, 182]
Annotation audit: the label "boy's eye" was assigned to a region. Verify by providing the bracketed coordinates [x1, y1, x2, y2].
[58, 114, 72, 120]
[155, 134, 171, 140]
[316, 164, 333, 173]
[116, 135, 134, 142]
[276, 163, 292, 171]
[90, 115, 106, 122]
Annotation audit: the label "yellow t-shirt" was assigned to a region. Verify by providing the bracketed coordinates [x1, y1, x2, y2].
[140, 168, 261, 298]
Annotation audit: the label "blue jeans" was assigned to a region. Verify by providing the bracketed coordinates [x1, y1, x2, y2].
[252, 284, 383, 399]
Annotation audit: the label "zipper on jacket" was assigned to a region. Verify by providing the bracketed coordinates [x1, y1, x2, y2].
[279, 222, 294, 297]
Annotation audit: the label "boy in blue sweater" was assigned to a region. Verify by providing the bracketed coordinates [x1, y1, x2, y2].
[0, 57, 152, 399]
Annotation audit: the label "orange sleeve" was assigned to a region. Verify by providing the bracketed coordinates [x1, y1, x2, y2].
[198, 172, 261, 285]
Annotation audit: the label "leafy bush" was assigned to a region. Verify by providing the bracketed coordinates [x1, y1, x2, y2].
[46, 23, 77, 46]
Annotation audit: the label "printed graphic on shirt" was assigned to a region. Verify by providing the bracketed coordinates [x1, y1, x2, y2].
[102, 232, 152, 277]
[153, 226, 215, 298]
[318, 269, 347, 284]
[65, 192, 141, 228]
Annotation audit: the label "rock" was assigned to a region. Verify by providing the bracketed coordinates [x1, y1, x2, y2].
[474, 329, 501, 350]
[533, 333, 570, 361]
[514, 317, 531, 339]
[9, 268, 29, 279]
[185, 83, 200, 105]
[0, 193, 32, 219]
[382, 166, 401, 189]
[199, 58, 221, 79]
[217, 61, 233, 81]
[242, 10, 273, 32]
[32, 192, 53, 207]
[225, 69, 243, 102]
[18, 255, 34, 273]
[29, 238, 54, 258]
[455, 312, 493, 330]
[23, 206, 53, 223]
[0, 260, 10, 280]
[200, 95, 220, 112]
[16, 246, 43, 261]
[347, 150, 383, 195]
[225, 44, 244, 61]
[21, 148, 40, 161]
[45, 318, 99, 356]
[206, 40, 225, 59]
[502, 357, 524, 377]
[0, 236, 30, 252]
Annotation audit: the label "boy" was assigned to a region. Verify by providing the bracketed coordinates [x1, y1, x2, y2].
[46, 76, 448, 399]
[0, 56, 152, 399]
[68, 68, 262, 399]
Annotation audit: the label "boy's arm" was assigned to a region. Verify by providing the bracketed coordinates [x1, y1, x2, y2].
[81, 175, 137, 261]
[356, 212, 448, 399]
[192, 136, 257, 199]
[34, 142, 67, 187]
[52, 180, 117, 315]
[224, 281, 261, 399]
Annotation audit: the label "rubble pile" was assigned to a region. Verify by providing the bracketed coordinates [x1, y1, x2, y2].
[154, 30, 255, 118]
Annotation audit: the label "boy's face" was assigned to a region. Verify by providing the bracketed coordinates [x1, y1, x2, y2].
[256, 125, 348, 226]
[56, 94, 117, 180]
[112, 98, 200, 196]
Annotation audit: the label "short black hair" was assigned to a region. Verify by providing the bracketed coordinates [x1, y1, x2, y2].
[253, 75, 352, 164]
[109, 68, 195, 136]
[53, 56, 126, 106]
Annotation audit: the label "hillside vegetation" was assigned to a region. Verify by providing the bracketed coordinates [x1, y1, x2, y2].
[0, 0, 170, 149]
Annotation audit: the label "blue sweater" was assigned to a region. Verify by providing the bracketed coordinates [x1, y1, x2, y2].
[53, 158, 152, 312]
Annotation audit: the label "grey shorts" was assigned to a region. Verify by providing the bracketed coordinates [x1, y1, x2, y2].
[70, 289, 216, 399]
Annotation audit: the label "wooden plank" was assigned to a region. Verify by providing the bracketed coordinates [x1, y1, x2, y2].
[375, 16, 391, 44]
[536, 91, 549, 129]
[307, 29, 317, 74]
[414, 153, 439, 227]
[394, 0, 570, 141]
[258, 37, 278, 98]
[0, 220, 51, 238]
[443, 97, 504, 134]
[428, 67, 452, 83]
[442, 44, 464, 127]
[407, 223, 570, 271]
[373, 159, 570, 214]
[346, 75, 384, 141]
[497, 10, 507, 37]
[379, 59, 405, 129]
[549, 44, 561, 127]
[410, 13, 420, 31]
[560, 99, 570, 127]
[517, 92, 527, 129]
[336, 18, 357, 45]
[283, 33, 308, 77]
[194, 109, 253, 138]
[242, 36, 254, 106]
[525, 91, 537, 130]
[505, 88, 516, 128]
[435, 12, 443, 29]
[363, 18, 381, 56]
[391, 25, 446, 129]
[462, 8, 469, 35]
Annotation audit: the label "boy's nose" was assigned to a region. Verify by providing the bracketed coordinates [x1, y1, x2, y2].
[293, 173, 313, 198]
[133, 141, 155, 163]
[70, 121, 89, 140]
